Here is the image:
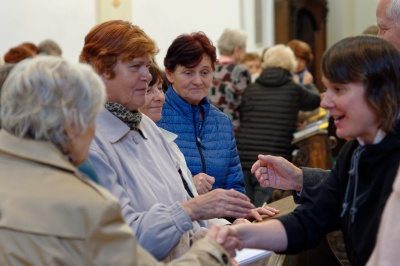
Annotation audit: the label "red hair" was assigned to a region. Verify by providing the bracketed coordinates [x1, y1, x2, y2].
[79, 20, 158, 78]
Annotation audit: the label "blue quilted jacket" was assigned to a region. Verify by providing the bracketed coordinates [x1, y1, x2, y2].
[157, 87, 245, 194]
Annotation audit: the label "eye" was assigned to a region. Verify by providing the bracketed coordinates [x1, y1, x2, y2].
[334, 86, 344, 93]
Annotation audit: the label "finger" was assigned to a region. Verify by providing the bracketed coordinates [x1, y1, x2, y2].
[250, 160, 261, 173]
[221, 237, 242, 257]
[205, 182, 213, 191]
[205, 224, 219, 240]
[251, 210, 263, 222]
[216, 226, 231, 244]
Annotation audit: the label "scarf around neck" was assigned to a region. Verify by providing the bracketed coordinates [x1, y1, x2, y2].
[105, 102, 142, 130]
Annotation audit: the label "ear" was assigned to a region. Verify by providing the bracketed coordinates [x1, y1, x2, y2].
[233, 46, 243, 62]
[100, 71, 112, 80]
[165, 69, 174, 84]
[64, 108, 80, 139]
[65, 126, 78, 140]
[233, 46, 241, 55]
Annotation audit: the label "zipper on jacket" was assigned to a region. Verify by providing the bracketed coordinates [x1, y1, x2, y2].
[193, 108, 206, 173]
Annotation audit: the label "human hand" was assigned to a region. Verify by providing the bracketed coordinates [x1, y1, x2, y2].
[244, 206, 279, 222]
[206, 224, 242, 258]
[302, 71, 314, 85]
[251, 155, 303, 191]
[182, 189, 254, 221]
[292, 75, 300, 84]
[193, 173, 215, 195]
[232, 218, 251, 225]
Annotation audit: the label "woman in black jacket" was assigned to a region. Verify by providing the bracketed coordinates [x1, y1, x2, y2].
[217, 35, 400, 266]
[236, 44, 321, 206]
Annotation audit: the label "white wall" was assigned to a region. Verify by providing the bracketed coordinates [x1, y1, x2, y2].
[0, 0, 379, 64]
[132, 0, 243, 67]
[0, 0, 96, 61]
[327, 0, 377, 49]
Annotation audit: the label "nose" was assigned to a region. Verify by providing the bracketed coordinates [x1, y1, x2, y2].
[153, 89, 164, 101]
[140, 66, 152, 82]
[192, 73, 202, 86]
[320, 92, 334, 109]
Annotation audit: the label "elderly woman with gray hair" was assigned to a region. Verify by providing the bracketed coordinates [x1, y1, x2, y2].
[0, 56, 234, 266]
[235, 44, 321, 207]
[208, 28, 251, 132]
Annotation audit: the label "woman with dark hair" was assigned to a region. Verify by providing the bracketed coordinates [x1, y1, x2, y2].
[81, 21, 256, 262]
[157, 32, 246, 197]
[216, 35, 400, 266]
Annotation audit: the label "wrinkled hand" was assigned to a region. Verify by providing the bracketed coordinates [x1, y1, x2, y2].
[206, 224, 242, 258]
[244, 206, 279, 222]
[182, 189, 254, 221]
[251, 155, 303, 191]
[193, 173, 215, 195]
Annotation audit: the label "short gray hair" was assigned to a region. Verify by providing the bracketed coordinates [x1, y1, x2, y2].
[1, 56, 106, 151]
[261, 44, 297, 73]
[217, 28, 247, 55]
[387, 0, 400, 26]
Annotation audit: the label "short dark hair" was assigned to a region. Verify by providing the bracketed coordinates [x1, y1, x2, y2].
[164, 32, 217, 72]
[322, 35, 400, 132]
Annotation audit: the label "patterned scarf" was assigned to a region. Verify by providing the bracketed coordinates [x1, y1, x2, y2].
[105, 102, 142, 131]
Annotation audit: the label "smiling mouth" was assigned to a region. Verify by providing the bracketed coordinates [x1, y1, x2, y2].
[333, 115, 344, 123]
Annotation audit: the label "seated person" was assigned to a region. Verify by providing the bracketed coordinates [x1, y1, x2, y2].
[81, 20, 266, 261]
[0, 56, 235, 266]
[140, 63, 278, 226]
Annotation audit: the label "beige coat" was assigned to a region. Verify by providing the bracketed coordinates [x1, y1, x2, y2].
[367, 166, 400, 266]
[0, 130, 230, 266]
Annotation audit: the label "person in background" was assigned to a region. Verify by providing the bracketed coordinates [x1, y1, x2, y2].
[235, 44, 320, 206]
[157, 32, 246, 197]
[20, 42, 40, 55]
[362, 24, 380, 35]
[287, 39, 314, 86]
[376, 0, 400, 51]
[242, 52, 262, 82]
[247, 0, 400, 205]
[208, 28, 251, 132]
[38, 39, 63, 57]
[220, 35, 400, 266]
[0, 55, 237, 266]
[81, 20, 255, 262]
[4, 45, 36, 63]
[286, 39, 321, 126]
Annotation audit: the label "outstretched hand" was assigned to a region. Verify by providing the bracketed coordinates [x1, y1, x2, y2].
[206, 224, 242, 258]
[182, 189, 254, 221]
[251, 154, 303, 191]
